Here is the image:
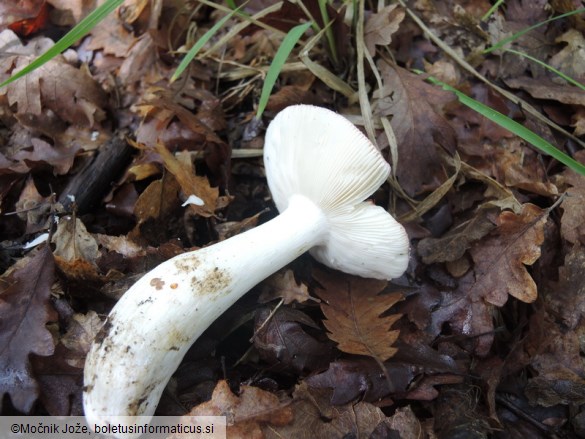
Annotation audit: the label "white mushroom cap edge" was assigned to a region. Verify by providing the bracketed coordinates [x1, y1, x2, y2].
[82, 105, 410, 437]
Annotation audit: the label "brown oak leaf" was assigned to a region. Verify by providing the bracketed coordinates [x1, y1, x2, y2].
[259, 270, 314, 305]
[364, 4, 405, 56]
[558, 152, 585, 245]
[181, 380, 293, 439]
[152, 143, 218, 218]
[314, 269, 402, 362]
[417, 207, 498, 264]
[430, 204, 548, 355]
[470, 203, 547, 305]
[0, 30, 106, 127]
[0, 245, 56, 412]
[268, 381, 404, 439]
[373, 62, 457, 196]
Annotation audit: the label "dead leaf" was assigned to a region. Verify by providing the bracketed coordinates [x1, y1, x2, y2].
[15, 176, 51, 233]
[85, 4, 136, 56]
[48, 0, 96, 24]
[30, 342, 84, 416]
[11, 137, 82, 175]
[545, 246, 585, 330]
[470, 203, 547, 305]
[558, 153, 585, 244]
[373, 62, 457, 195]
[259, 270, 314, 305]
[417, 208, 498, 264]
[182, 380, 293, 439]
[95, 233, 144, 258]
[504, 77, 585, 106]
[572, 107, 585, 137]
[153, 143, 218, 217]
[314, 269, 402, 362]
[60, 311, 103, 367]
[306, 358, 415, 405]
[51, 216, 101, 283]
[254, 307, 332, 373]
[214, 209, 263, 241]
[428, 204, 547, 355]
[0, 0, 47, 29]
[0, 245, 56, 412]
[550, 29, 585, 82]
[364, 4, 405, 56]
[131, 173, 181, 242]
[266, 381, 398, 439]
[6, 0, 49, 37]
[525, 369, 585, 407]
[0, 32, 107, 126]
[52, 216, 99, 263]
[265, 85, 319, 113]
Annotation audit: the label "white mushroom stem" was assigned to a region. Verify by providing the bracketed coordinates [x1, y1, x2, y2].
[83, 105, 410, 435]
[84, 195, 327, 425]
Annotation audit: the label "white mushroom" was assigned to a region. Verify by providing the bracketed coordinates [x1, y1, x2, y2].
[83, 105, 409, 431]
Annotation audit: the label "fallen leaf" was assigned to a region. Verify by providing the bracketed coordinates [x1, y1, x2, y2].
[364, 4, 405, 56]
[265, 85, 319, 113]
[558, 153, 585, 245]
[429, 204, 548, 356]
[525, 369, 585, 407]
[470, 203, 547, 305]
[545, 246, 585, 329]
[314, 269, 402, 362]
[153, 143, 218, 218]
[15, 176, 52, 234]
[374, 62, 457, 195]
[417, 207, 498, 264]
[267, 381, 398, 439]
[48, 0, 96, 24]
[95, 233, 144, 258]
[0, 245, 55, 412]
[572, 107, 585, 137]
[259, 270, 314, 305]
[182, 380, 293, 439]
[52, 216, 99, 263]
[31, 343, 84, 416]
[11, 137, 82, 175]
[0, 31, 107, 127]
[306, 358, 415, 405]
[0, 0, 47, 30]
[550, 29, 585, 82]
[85, 3, 136, 57]
[254, 307, 332, 373]
[60, 311, 103, 367]
[504, 77, 585, 106]
[7, 1, 49, 37]
[131, 173, 181, 243]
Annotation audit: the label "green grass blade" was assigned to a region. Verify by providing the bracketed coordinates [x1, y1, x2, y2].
[422, 74, 585, 176]
[484, 8, 585, 54]
[318, 0, 338, 66]
[170, 5, 243, 83]
[506, 48, 585, 91]
[481, 0, 505, 22]
[0, 0, 124, 89]
[255, 22, 311, 119]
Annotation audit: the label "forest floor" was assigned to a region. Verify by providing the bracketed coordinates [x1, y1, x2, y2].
[1, 1, 585, 438]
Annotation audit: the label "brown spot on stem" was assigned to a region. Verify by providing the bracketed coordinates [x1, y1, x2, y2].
[174, 255, 200, 273]
[150, 277, 165, 290]
[191, 266, 232, 297]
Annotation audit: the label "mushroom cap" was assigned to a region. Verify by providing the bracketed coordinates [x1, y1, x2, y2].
[264, 105, 409, 280]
